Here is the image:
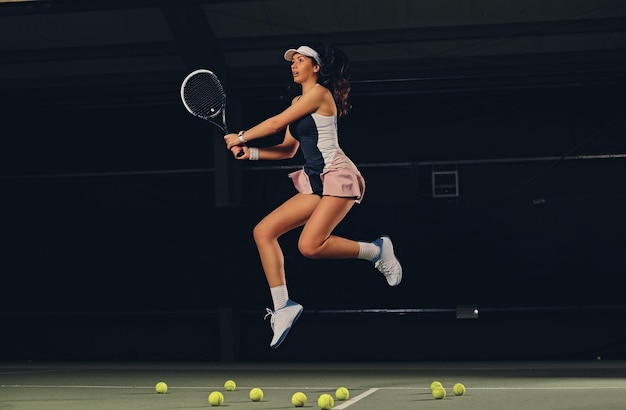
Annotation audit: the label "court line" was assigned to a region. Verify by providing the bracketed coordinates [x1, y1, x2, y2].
[334, 388, 379, 409]
[1, 385, 139, 389]
[0, 384, 385, 408]
[465, 386, 626, 390]
[2, 385, 626, 391]
[0, 369, 62, 376]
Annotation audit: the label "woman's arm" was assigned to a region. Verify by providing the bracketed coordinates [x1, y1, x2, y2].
[231, 126, 298, 161]
[249, 128, 299, 160]
[224, 87, 327, 152]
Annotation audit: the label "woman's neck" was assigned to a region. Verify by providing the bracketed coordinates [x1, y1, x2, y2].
[301, 79, 319, 94]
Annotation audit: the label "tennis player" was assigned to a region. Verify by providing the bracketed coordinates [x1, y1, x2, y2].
[224, 41, 402, 349]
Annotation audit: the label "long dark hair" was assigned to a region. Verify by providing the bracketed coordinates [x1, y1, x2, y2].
[289, 41, 352, 118]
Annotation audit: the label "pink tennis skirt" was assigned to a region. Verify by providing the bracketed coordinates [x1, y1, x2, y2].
[288, 168, 366, 203]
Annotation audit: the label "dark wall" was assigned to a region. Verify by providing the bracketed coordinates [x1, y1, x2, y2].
[2, 83, 626, 361]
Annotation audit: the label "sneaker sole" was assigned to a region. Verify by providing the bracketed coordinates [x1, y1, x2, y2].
[270, 306, 303, 349]
[380, 236, 402, 286]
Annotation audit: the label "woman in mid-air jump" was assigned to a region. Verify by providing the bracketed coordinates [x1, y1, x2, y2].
[224, 41, 402, 349]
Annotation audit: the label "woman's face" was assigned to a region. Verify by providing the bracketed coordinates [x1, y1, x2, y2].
[290, 53, 318, 84]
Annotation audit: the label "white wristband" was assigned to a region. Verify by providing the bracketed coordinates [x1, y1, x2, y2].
[248, 147, 259, 161]
[238, 130, 247, 144]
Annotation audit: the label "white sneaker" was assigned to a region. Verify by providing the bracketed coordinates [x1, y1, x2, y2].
[264, 300, 303, 349]
[373, 236, 402, 286]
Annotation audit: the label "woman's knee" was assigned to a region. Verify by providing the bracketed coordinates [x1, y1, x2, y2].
[298, 237, 323, 258]
[252, 223, 266, 244]
[253, 221, 278, 245]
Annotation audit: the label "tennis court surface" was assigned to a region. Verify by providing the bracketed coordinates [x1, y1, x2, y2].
[2, 360, 625, 409]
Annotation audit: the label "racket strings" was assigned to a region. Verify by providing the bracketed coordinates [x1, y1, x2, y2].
[183, 73, 226, 119]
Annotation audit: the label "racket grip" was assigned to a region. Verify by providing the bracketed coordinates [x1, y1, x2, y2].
[236, 150, 245, 158]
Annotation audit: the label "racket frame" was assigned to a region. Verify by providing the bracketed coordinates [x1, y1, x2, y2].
[180, 68, 229, 134]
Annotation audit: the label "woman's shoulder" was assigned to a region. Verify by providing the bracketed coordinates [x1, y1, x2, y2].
[291, 85, 329, 104]
[310, 83, 333, 102]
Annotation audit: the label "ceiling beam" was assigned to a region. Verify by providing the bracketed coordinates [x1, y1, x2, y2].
[218, 17, 626, 51]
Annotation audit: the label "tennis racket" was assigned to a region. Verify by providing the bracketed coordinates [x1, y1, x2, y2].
[180, 68, 244, 157]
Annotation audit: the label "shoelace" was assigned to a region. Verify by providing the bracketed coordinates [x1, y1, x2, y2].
[375, 259, 397, 276]
[264, 308, 275, 329]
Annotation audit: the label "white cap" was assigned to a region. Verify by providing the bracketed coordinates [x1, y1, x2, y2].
[284, 45, 321, 66]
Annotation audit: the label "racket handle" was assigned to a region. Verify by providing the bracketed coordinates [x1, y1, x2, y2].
[237, 150, 244, 158]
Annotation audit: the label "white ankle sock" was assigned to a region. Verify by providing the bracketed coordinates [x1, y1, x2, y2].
[270, 285, 289, 310]
[357, 241, 380, 262]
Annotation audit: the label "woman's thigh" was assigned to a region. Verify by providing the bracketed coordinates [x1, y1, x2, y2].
[255, 193, 321, 239]
[299, 195, 355, 245]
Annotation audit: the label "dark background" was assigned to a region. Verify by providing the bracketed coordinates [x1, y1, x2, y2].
[1, 0, 626, 362]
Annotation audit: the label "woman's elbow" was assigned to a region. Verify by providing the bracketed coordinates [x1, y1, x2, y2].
[287, 147, 299, 158]
[285, 145, 299, 158]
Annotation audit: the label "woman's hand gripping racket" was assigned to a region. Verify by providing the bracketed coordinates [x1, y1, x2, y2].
[180, 69, 244, 157]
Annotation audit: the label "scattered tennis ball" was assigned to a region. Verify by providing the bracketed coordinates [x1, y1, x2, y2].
[249, 387, 264, 402]
[155, 381, 168, 394]
[291, 391, 308, 407]
[432, 386, 446, 399]
[335, 386, 350, 401]
[208, 391, 224, 406]
[224, 379, 236, 391]
[317, 393, 334, 409]
[453, 383, 466, 396]
[430, 381, 443, 391]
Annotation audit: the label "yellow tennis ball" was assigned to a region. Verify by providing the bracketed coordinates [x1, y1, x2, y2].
[249, 387, 264, 402]
[208, 391, 224, 406]
[453, 383, 466, 396]
[432, 386, 446, 399]
[335, 386, 349, 401]
[317, 393, 334, 409]
[291, 391, 308, 407]
[224, 379, 236, 391]
[155, 381, 168, 394]
[430, 381, 443, 391]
